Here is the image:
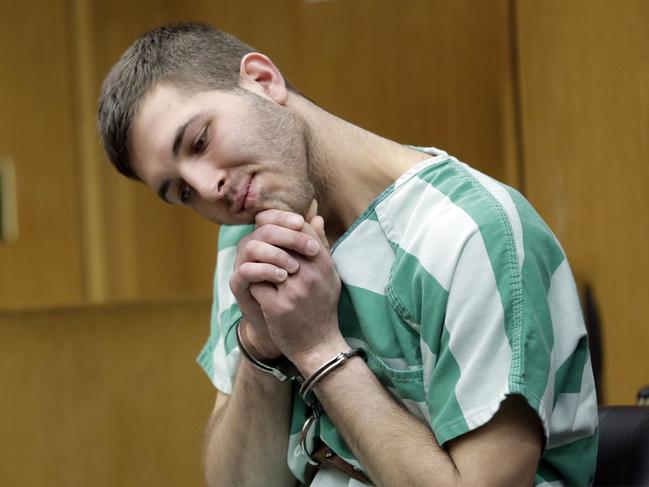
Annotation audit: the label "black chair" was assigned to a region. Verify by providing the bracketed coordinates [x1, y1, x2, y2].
[593, 406, 649, 486]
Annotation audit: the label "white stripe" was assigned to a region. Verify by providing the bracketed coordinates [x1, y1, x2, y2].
[541, 258, 588, 440]
[216, 246, 237, 314]
[393, 149, 449, 190]
[444, 227, 513, 420]
[421, 339, 438, 416]
[548, 356, 598, 448]
[311, 468, 371, 486]
[287, 429, 311, 482]
[377, 175, 513, 421]
[376, 177, 477, 290]
[536, 481, 565, 487]
[465, 165, 525, 273]
[210, 336, 240, 394]
[333, 219, 393, 295]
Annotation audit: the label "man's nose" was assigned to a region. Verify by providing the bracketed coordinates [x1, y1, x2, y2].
[182, 166, 227, 202]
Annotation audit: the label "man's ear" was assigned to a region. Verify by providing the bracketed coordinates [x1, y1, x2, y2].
[239, 53, 289, 105]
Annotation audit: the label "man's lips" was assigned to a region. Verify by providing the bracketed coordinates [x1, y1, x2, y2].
[234, 174, 254, 214]
[243, 174, 256, 210]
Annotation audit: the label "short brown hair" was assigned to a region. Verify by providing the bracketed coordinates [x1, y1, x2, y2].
[97, 22, 296, 180]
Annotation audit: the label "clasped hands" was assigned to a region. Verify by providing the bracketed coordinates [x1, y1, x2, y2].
[229, 201, 346, 374]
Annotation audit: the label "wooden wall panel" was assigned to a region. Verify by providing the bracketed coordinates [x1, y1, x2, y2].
[0, 0, 85, 307]
[182, 0, 518, 184]
[83, 0, 219, 303]
[516, 0, 649, 404]
[298, 0, 519, 185]
[0, 301, 213, 487]
[1, 0, 518, 307]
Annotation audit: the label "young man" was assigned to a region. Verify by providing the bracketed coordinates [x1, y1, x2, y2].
[98, 22, 598, 487]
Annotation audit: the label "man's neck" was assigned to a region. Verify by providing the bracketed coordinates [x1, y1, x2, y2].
[291, 95, 430, 244]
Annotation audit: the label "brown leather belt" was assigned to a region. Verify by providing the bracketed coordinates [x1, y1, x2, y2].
[303, 442, 372, 485]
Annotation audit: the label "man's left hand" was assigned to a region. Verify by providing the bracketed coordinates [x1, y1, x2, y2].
[249, 209, 347, 371]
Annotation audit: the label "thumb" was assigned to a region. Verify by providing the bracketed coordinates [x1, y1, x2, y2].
[311, 215, 329, 250]
[305, 199, 318, 222]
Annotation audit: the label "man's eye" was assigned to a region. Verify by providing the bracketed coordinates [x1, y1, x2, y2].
[179, 183, 192, 204]
[193, 127, 208, 154]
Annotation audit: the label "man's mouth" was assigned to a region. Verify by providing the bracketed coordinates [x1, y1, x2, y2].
[235, 174, 255, 214]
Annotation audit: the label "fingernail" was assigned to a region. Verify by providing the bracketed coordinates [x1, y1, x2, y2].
[276, 268, 287, 280]
[287, 258, 299, 272]
[290, 215, 303, 227]
[307, 240, 319, 255]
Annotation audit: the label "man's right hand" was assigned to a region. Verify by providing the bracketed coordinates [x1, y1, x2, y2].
[229, 209, 322, 359]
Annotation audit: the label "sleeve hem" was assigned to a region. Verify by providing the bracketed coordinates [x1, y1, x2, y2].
[433, 390, 549, 448]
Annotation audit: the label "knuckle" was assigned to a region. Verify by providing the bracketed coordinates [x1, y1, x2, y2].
[272, 246, 287, 262]
[236, 235, 251, 251]
[276, 300, 294, 317]
[245, 239, 262, 255]
[294, 232, 308, 249]
[256, 224, 272, 240]
[239, 261, 255, 276]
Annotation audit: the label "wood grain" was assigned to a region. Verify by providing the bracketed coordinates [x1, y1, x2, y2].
[516, 0, 649, 404]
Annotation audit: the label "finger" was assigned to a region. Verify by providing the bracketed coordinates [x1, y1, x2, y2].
[239, 261, 289, 284]
[229, 273, 260, 311]
[255, 209, 304, 230]
[249, 281, 278, 306]
[305, 199, 318, 222]
[253, 224, 320, 257]
[239, 240, 300, 274]
[311, 215, 329, 250]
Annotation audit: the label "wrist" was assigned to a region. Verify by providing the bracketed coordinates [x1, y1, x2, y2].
[240, 319, 282, 360]
[299, 347, 368, 402]
[236, 321, 301, 383]
[291, 335, 352, 378]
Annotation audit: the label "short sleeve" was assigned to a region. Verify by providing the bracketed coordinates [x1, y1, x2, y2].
[385, 159, 597, 486]
[196, 224, 255, 394]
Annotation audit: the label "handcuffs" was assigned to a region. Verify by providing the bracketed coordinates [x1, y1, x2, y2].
[235, 321, 367, 470]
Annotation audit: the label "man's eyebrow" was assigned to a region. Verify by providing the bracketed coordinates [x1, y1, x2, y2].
[157, 179, 172, 204]
[172, 113, 201, 158]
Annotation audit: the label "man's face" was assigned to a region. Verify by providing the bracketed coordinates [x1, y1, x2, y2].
[131, 83, 315, 225]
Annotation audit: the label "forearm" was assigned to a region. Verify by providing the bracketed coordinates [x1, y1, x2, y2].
[204, 358, 297, 487]
[298, 341, 459, 487]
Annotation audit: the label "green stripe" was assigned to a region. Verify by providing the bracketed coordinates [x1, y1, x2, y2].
[417, 161, 523, 379]
[339, 285, 426, 403]
[554, 336, 589, 400]
[427, 326, 468, 445]
[387, 246, 448, 364]
[534, 462, 563, 484]
[542, 432, 599, 486]
[218, 304, 243, 355]
[218, 224, 254, 249]
[507, 187, 566, 408]
[289, 390, 308, 435]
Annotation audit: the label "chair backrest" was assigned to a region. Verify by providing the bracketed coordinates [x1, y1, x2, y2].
[594, 406, 649, 486]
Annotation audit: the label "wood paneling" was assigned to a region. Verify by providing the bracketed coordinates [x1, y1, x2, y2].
[0, 300, 214, 487]
[169, 0, 518, 183]
[299, 0, 519, 185]
[0, 0, 85, 307]
[516, 0, 649, 404]
[85, 0, 219, 302]
[0, 0, 517, 307]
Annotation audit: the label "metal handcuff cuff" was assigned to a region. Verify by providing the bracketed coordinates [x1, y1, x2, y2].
[235, 322, 367, 466]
